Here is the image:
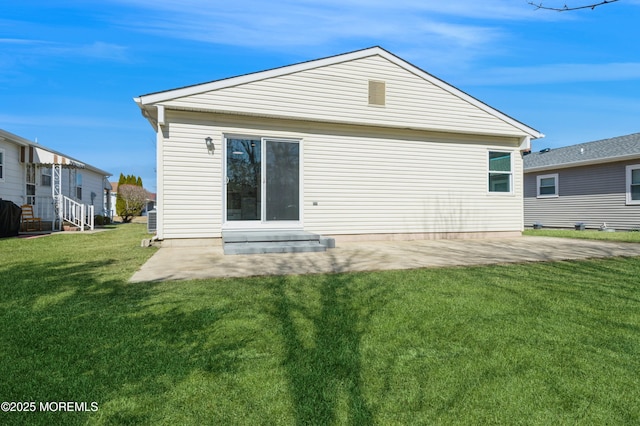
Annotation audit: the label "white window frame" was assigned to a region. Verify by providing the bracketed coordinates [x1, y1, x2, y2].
[41, 166, 52, 187]
[626, 164, 640, 205]
[76, 172, 83, 200]
[25, 163, 37, 205]
[222, 134, 304, 230]
[536, 173, 559, 198]
[0, 148, 4, 181]
[487, 150, 513, 195]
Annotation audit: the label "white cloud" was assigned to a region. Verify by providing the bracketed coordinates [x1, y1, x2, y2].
[111, 0, 559, 22]
[0, 38, 128, 62]
[0, 113, 133, 129]
[111, 1, 512, 46]
[39, 41, 129, 61]
[458, 62, 640, 85]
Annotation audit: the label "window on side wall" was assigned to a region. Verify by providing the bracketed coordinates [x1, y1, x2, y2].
[0, 149, 4, 181]
[537, 173, 558, 198]
[626, 165, 640, 205]
[488, 151, 512, 193]
[76, 172, 83, 200]
[26, 164, 36, 205]
[41, 166, 52, 186]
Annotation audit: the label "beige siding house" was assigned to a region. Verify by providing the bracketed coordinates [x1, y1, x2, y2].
[135, 47, 542, 243]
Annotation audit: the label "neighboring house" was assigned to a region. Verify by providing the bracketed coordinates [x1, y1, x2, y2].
[0, 128, 111, 231]
[524, 133, 640, 230]
[135, 46, 542, 242]
[108, 181, 118, 218]
[143, 193, 156, 216]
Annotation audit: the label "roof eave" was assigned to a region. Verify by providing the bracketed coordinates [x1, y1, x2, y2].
[156, 105, 531, 141]
[0, 128, 111, 177]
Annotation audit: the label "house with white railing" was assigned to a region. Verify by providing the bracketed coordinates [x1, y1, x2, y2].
[0, 128, 111, 231]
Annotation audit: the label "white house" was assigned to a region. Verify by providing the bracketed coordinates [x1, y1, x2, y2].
[0, 128, 111, 231]
[135, 47, 542, 247]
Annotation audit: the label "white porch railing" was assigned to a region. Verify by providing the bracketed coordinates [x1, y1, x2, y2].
[31, 195, 95, 231]
[62, 195, 94, 231]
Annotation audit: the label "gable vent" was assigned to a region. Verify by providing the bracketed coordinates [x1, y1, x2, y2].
[368, 80, 386, 106]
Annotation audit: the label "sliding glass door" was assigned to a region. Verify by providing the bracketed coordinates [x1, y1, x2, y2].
[225, 137, 300, 225]
[266, 140, 299, 221]
[226, 138, 261, 221]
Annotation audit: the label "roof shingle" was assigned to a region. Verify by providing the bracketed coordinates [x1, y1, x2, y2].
[524, 133, 640, 171]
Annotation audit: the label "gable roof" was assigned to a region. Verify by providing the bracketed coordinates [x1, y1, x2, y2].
[524, 132, 640, 172]
[0, 128, 111, 177]
[135, 46, 543, 140]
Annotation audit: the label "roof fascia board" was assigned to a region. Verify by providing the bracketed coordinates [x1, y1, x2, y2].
[375, 50, 543, 140]
[0, 128, 32, 147]
[137, 48, 385, 105]
[525, 153, 640, 173]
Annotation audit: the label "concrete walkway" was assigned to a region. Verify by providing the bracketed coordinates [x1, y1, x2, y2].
[130, 236, 640, 282]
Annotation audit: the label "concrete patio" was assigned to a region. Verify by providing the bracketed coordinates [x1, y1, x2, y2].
[130, 236, 640, 282]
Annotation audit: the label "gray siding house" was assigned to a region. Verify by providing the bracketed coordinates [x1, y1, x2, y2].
[524, 133, 640, 230]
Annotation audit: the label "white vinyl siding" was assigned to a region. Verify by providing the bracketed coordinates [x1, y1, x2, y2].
[159, 111, 524, 239]
[305, 132, 523, 236]
[162, 55, 523, 138]
[537, 173, 558, 198]
[626, 164, 640, 205]
[160, 116, 222, 239]
[0, 141, 25, 206]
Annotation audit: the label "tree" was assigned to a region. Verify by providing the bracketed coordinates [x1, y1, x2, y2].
[116, 173, 146, 222]
[117, 184, 149, 223]
[115, 173, 126, 220]
[528, 0, 619, 11]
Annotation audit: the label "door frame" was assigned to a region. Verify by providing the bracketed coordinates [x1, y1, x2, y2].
[222, 134, 303, 230]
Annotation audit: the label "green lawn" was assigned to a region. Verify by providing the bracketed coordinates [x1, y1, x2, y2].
[524, 228, 640, 243]
[1, 225, 639, 425]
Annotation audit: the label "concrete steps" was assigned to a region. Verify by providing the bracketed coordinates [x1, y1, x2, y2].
[222, 230, 335, 255]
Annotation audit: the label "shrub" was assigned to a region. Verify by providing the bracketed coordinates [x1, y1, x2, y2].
[94, 215, 112, 226]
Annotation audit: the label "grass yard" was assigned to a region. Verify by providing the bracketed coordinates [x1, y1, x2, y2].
[1, 225, 639, 425]
[524, 228, 640, 243]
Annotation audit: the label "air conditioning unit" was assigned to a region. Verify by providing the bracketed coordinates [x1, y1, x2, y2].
[147, 210, 157, 233]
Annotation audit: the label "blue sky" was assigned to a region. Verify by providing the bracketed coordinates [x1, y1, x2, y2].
[2, 0, 640, 191]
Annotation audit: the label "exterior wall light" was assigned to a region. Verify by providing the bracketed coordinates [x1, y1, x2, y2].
[205, 137, 215, 154]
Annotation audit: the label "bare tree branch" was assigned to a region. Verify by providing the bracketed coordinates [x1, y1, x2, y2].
[117, 184, 149, 223]
[528, 0, 619, 11]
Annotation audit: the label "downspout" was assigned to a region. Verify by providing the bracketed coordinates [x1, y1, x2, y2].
[155, 105, 165, 241]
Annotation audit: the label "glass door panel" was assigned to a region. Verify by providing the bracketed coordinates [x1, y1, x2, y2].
[226, 138, 261, 221]
[266, 140, 299, 221]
